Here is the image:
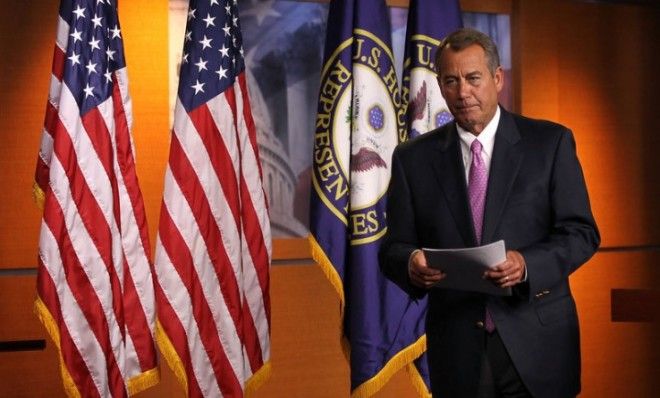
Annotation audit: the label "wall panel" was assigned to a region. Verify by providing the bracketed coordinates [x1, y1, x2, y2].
[1, 0, 659, 397]
[516, 0, 660, 248]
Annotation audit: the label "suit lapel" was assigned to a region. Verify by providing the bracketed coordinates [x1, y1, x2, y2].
[482, 110, 523, 244]
[430, 125, 475, 246]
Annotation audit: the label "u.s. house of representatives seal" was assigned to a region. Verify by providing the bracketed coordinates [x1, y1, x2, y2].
[313, 29, 404, 246]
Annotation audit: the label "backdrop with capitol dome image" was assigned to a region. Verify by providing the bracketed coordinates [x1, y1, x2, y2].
[168, 0, 512, 238]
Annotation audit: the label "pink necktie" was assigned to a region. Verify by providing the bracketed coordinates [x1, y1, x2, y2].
[468, 140, 495, 333]
[468, 140, 487, 244]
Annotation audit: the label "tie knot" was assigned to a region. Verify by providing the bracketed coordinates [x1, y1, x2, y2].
[471, 139, 483, 155]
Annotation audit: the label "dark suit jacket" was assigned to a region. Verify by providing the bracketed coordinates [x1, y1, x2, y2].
[379, 109, 600, 398]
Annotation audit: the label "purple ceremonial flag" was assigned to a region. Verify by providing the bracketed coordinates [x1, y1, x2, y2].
[402, 0, 462, 139]
[309, 0, 431, 395]
[402, 0, 462, 394]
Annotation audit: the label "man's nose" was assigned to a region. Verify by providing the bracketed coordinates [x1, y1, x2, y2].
[457, 79, 470, 98]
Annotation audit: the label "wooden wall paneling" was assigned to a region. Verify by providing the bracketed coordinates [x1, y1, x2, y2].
[571, 250, 660, 398]
[273, 238, 311, 261]
[514, 0, 561, 120]
[0, 343, 68, 397]
[251, 264, 349, 397]
[0, 276, 42, 343]
[554, 1, 660, 248]
[515, 0, 660, 248]
[0, 0, 58, 269]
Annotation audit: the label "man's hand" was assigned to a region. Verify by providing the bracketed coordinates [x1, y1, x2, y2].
[483, 250, 526, 288]
[409, 250, 446, 289]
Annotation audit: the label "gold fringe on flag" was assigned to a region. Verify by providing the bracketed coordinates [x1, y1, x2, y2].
[351, 334, 428, 398]
[34, 297, 81, 398]
[308, 234, 429, 397]
[406, 359, 433, 398]
[245, 361, 272, 397]
[33, 182, 46, 210]
[155, 320, 189, 394]
[35, 297, 161, 396]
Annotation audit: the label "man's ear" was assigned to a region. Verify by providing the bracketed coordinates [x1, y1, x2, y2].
[494, 66, 504, 93]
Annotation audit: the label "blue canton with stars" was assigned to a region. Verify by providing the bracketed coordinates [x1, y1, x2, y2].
[178, 0, 245, 113]
[60, 0, 126, 115]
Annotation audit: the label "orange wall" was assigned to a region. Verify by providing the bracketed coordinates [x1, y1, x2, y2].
[1, 0, 659, 397]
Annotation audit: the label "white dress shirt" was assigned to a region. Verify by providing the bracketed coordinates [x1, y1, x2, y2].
[456, 106, 501, 183]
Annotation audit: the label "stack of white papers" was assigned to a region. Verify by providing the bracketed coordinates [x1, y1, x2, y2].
[423, 240, 512, 296]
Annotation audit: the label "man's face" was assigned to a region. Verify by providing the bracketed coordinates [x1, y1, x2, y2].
[437, 44, 503, 135]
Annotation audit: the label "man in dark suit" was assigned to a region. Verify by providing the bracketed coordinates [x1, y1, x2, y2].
[379, 28, 599, 398]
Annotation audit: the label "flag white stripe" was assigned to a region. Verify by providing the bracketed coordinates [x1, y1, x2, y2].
[173, 99, 243, 283]
[235, 82, 271, 356]
[39, 222, 111, 398]
[57, 85, 120, 241]
[37, 3, 158, 394]
[114, 68, 135, 156]
[55, 16, 69, 53]
[154, 235, 223, 398]
[235, 82, 272, 256]
[48, 153, 127, 381]
[96, 97, 126, 287]
[49, 75, 62, 110]
[97, 92, 157, 377]
[161, 165, 246, 381]
[239, 242, 269, 358]
[97, 88, 154, 311]
[205, 93, 241, 194]
[39, 127, 54, 168]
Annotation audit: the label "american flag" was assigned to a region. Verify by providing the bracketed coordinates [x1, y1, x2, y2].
[34, 0, 159, 397]
[154, 0, 272, 396]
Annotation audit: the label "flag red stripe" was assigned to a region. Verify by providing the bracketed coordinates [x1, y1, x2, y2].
[80, 107, 127, 341]
[240, 184, 271, 324]
[111, 76, 152, 261]
[168, 133, 244, 329]
[236, 75, 271, 321]
[109, 78, 156, 370]
[43, 196, 126, 397]
[37, 257, 102, 398]
[54, 109, 126, 339]
[237, 74, 271, 326]
[36, 103, 59, 193]
[35, 155, 50, 196]
[154, 282, 204, 397]
[241, 295, 264, 371]
[122, 255, 156, 371]
[188, 103, 241, 227]
[37, 4, 157, 394]
[80, 107, 123, 240]
[157, 207, 243, 396]
[52, 45, 65, 82]
[238, 75, 265, 181]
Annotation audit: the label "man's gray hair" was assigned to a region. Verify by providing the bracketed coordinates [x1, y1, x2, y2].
[435, 28, 501, 76]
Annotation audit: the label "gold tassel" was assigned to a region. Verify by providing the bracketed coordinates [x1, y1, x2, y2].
[155, 320, 189, 394]
[244, 361, 272, 397]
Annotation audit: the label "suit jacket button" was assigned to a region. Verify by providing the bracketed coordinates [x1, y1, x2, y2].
[476, 321, 484, 329]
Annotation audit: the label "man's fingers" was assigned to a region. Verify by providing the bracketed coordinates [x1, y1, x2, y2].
[411, 270, 445, 288]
